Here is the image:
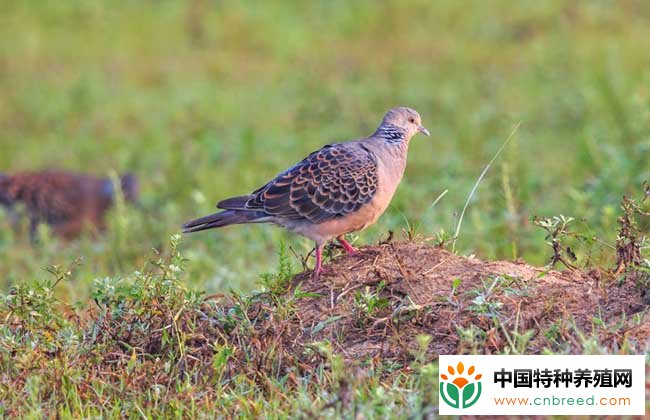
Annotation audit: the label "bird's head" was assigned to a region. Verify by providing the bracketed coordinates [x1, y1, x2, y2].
[375, 107, 429, 143]
[120, 173, 139, 204]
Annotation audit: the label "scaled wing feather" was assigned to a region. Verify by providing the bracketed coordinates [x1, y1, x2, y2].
[245, 144, 378, 223]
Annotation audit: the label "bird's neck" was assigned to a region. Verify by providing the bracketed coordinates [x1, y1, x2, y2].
[373, 124, 411, 145]
[364, 130, 410, 169]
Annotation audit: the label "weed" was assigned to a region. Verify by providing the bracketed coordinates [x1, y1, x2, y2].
[533, 215, 580, 269]
[456, 325, 488, 354]
[614, 186, 650, 274]
[434, 228, 453, 248]
[352, 281, 390, 327]
[259, 241, 294, 296]
[465, 275, 535, 354]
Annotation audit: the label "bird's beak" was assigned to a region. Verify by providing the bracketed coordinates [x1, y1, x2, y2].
[418, 125, 430, 136]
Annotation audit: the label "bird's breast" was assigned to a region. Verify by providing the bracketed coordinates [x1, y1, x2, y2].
[316, 149, 407, 237]
[366, 151, 407, 222]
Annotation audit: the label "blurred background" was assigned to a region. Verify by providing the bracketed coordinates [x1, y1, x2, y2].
[1, 0, 649, 301]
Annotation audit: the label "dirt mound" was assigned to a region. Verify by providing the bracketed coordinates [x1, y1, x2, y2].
[16, 241, 642, 400]
[214, 241, 648, 365]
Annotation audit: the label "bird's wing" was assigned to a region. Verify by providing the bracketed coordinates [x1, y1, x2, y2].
[244, 143, 378, 223]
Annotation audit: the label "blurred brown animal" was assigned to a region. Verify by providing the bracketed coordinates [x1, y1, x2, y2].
[0, 170, 139, 240]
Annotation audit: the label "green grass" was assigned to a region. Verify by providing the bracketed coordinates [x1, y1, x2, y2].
[1, 0, 650, 298]
[1, 0, 649, 416]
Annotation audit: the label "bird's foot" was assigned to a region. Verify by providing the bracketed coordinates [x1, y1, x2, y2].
[312, 264, 333, 280]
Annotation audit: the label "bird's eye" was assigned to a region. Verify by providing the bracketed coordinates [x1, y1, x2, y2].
[408, 117, 415, 123]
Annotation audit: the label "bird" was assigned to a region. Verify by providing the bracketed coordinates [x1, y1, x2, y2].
[182, 107, 429, 278]
[0, 170, 139, 240]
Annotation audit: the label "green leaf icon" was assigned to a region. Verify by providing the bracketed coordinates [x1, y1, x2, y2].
[462, 382, 482, 408]
[462, 383, 475, 404]
[440, 383, 460, 408]
[447, 383, 459, 405]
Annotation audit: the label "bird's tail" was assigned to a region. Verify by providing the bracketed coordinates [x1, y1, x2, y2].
[182, 210, 269, 233]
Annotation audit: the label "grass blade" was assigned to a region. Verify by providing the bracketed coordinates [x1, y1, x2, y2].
[452, 122, 521, 252]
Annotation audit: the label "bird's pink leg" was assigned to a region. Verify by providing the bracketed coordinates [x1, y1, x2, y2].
[337, 235, 357, 255]
[313, 244, 324, 279]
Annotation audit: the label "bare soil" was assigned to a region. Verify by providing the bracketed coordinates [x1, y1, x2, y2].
[245, 241, 649, 363]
